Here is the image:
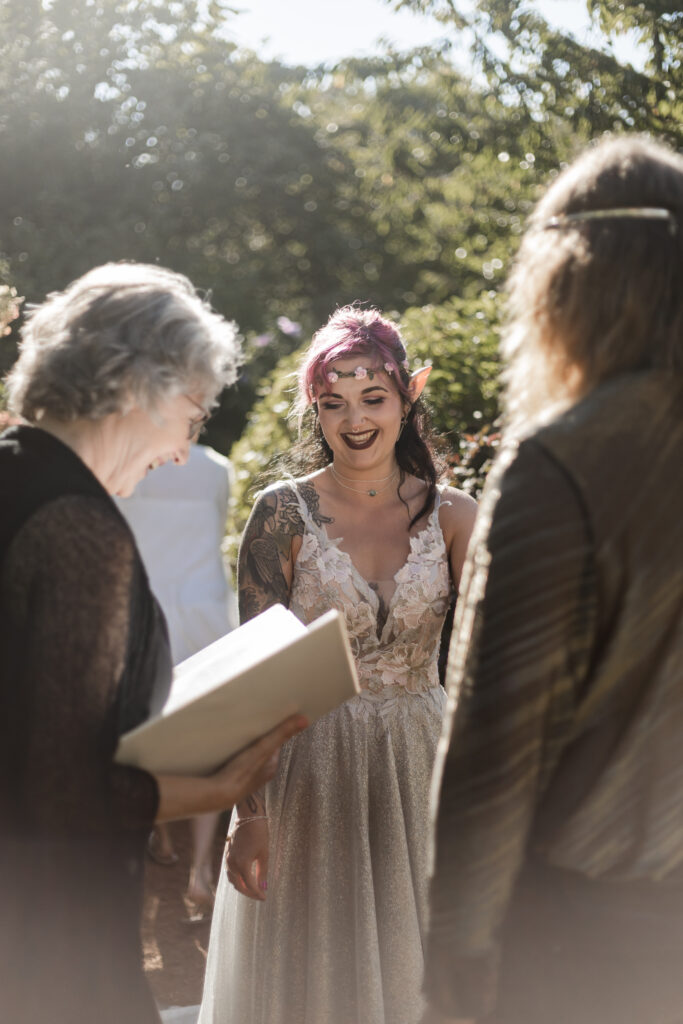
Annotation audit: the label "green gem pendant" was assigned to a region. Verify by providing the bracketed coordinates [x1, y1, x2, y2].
[368, 489, 377, 497]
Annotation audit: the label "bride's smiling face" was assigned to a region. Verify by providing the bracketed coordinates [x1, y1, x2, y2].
[314, 357, 406, 470]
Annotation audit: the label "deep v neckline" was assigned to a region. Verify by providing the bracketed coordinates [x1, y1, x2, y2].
[323, 522, 433, 641]
[290, 478, 445, 642]
[320, 518, 432, 593]
[315, 501, 442, 643]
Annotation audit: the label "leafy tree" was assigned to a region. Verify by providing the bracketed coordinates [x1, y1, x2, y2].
[392, 0, 682, 146]
[286, 47, 581, 312]
[0, 1, 373, 329]
[1, 6, 536, 449]
[3, 0, 678, 461]
[0, 259, 23, 382]
[0, 0, 383, 443]
[229, 0, 681, 525]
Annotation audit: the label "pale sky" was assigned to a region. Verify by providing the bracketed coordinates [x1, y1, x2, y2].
[223, 0, 645, 69]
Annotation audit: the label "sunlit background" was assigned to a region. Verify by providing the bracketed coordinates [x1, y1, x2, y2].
[224, 0, 644, 68]
[0, 0, 679, 523]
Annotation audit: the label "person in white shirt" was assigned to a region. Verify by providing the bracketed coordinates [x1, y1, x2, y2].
[118, 441, 237, 918]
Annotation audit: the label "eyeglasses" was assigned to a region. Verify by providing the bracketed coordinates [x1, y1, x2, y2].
[185, 395, 211, 440]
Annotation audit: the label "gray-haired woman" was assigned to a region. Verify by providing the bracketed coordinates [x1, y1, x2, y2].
[0, 263, 305, 1024]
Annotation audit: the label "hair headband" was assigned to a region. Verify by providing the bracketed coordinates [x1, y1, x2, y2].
[543, 206, 678, 236]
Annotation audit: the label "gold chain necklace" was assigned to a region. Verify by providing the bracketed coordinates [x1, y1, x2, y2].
[329, 464, 399, 498]
[331, 464, 397, 484]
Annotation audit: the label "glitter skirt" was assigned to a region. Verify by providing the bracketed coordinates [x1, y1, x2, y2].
[198, 685, 445, 1024]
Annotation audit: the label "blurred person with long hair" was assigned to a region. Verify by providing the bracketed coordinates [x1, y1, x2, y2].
[199, 306, 477, 1024]
[422, 136, 683, 1024]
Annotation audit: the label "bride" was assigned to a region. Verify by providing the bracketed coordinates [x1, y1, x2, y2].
[199, 306, 477, 1024]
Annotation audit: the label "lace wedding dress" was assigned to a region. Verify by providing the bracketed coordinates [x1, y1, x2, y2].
[199, 483, 452, 1024]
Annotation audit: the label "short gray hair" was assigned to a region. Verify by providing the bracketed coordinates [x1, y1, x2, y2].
[5, 262, 242, 422]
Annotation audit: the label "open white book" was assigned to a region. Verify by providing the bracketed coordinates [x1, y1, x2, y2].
[115, 604, 360, 776]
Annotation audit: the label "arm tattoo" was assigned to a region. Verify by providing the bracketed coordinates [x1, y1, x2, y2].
[245, 793, 263, 814]
[236, 481, 330, 817]
[238, 789, 266, 817]
[238, 486, 306, 624]
[299, 481, 334, 529]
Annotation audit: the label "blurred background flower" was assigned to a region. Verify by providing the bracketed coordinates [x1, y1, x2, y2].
[276, 316, 303, 338]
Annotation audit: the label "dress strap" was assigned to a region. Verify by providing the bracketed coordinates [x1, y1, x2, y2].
[430, 484, 449, 526]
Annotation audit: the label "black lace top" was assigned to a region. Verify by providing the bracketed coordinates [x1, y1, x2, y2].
[0, 425, 170, 1024]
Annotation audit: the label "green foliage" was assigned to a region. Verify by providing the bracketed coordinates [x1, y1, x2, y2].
[0, 260, 23, 382]
[227, 0, 683, 530]
[0, 11, 543, 447]
[290, 49, 581, 311]
[0, 1, 371, 329]
[394, 0, 682, 146]
[1, 0, 679, 467]
[399, 291, 503, 438]
[0, 270, 22, 332]
[201, 321, 305, 454]
[448, 428, 501, 499]
[228, 345, 302, 551]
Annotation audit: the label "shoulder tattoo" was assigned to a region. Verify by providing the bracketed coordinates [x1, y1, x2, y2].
[299, 481, 334, 528]
[238, 487, 305, 622]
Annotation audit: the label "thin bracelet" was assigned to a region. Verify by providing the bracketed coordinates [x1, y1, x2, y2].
[228, 814, 268, 837]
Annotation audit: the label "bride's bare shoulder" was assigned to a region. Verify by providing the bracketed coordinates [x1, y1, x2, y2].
[438, 484, 478, 533]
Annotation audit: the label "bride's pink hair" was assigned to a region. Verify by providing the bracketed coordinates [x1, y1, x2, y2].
[283, 304, 443, 529]
[297, 305, 411, 412]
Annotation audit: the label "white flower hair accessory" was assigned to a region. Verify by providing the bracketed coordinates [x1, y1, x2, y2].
[313, 360, 418, 397]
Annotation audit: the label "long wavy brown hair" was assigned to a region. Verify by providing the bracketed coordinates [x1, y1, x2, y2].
[502, 136, 683, 435]
[284, 305, 445, 529]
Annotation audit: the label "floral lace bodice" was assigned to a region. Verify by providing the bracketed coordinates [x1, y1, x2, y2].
[288, 482, 452, 715]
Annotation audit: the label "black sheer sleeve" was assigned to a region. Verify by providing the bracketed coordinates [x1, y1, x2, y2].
[1, 495, 159, 835]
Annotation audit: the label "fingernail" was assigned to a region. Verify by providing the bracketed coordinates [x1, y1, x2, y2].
[260, 881, 267, 891]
